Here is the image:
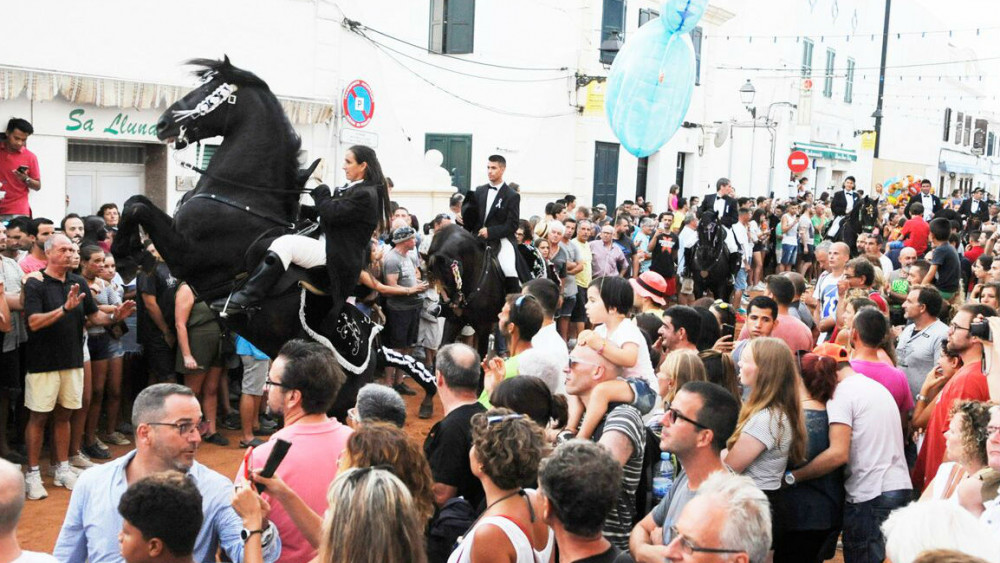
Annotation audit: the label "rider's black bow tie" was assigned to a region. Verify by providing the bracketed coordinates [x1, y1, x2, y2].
[489, 185, 499, 190]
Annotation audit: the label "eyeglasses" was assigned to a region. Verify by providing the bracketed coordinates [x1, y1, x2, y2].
[567, 356, 601, 370]
[949, 322, 971, 333]
[664, 408, 709, 430]
[147, 417, 207, 436]
[668, 526, 744, 555]
[487, 413, 525, 425]
[265, 378, 292, 389]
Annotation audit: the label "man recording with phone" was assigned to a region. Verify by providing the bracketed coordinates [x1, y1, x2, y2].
[911, 303, 996, 492]
[0, 118, 41, 220]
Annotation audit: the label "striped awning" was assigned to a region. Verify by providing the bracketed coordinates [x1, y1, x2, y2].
[0, 65, 334, 125]
[792, 141, 858, 162]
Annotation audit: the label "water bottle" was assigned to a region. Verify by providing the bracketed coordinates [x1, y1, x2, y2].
[651, 452, 674, 505]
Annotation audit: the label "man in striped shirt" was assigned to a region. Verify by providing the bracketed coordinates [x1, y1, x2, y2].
[564, 344, 646, 550]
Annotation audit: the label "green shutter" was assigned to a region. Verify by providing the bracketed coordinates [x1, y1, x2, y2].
[446, 0, 475, 54]
[429, 0, 445, 53]
[425, 134, 472, 193]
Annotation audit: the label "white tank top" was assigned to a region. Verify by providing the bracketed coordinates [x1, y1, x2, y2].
[448, 515, 554, 563]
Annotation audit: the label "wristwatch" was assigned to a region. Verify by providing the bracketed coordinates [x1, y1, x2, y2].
[241, 528, 264, 542]
[783, 471, 796, 486]
[916, 393, 929, 403]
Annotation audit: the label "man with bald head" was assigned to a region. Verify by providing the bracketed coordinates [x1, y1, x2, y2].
[812, 241, 849, 343]
[564, 344, 646, 550]
[423, 343, 486, 508]
[22, 233, 135, 500]
[0, 458, 57, 561]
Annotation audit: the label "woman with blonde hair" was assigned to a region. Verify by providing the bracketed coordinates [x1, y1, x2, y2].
[920, 400, 991, 505]
[657, 349, 707, 405]
[319, 467, 427, 563]
[726, 337, 807, 555]
[450, 408, 554, 563]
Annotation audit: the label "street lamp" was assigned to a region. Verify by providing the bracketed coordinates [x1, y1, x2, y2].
[739, 79, 757, 118]
[599, 31, 624, 67]
[739, 79, 756, 105]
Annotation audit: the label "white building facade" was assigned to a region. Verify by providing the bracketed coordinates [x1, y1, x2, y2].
[2, 0, 997, 223]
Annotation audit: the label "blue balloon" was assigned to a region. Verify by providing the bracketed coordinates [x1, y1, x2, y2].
[605, 24, 696, 158]
[661, 0, 709, 34]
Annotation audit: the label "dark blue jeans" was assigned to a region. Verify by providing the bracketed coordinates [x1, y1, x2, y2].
[842, 489, 912, 563]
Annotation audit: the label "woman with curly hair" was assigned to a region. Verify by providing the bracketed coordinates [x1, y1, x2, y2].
[449, 408, 554, 563]
[920, 400, 992, 503]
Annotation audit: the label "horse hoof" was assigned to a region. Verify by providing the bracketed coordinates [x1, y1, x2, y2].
[418, 401, 434, 419]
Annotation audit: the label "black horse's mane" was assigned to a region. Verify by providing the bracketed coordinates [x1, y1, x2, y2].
[427, 224, 479, 283]
[186, 57, 303, 209]
[187, 57, 270, 89]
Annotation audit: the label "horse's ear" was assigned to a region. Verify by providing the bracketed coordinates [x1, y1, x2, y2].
[222, 54, 232, 67]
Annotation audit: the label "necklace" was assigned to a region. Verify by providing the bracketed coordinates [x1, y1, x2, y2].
[484, 489, 523, 512]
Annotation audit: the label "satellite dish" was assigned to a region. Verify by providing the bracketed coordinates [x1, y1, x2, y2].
[714, 122, 730, 148]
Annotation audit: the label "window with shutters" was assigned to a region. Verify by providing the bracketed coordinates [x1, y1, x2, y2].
[823, 49, 835, 98]
[429, 0, 475, 55]
[600, 0, 626, 65]
[964, 115, 972, 146]
[638, 7, 658, 26]
[943, 108, 952, 142]
[801, 39, 814, 77]
[956, 112, 964, 145]
[988, 132, 996, 157]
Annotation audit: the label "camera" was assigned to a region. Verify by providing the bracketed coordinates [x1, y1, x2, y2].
[970, 321, 991, 341]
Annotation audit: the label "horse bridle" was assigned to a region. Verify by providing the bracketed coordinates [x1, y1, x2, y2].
[443, 247, 497, 310]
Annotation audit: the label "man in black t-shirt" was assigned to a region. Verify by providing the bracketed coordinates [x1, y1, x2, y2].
[22, 234, 134, 499]
[922, 218, 961, 303]
[423, 343, 486, 509]
[136, 241, 178, 383]
[539, 441, 631, 563]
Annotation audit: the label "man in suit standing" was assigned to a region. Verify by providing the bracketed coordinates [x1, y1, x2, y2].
[698, 178, 738, 228]
[905, 179, 941, 221]
[959, 187, 989, 224]
[829, 175, 861, 254]
[461, 155, 524, 293]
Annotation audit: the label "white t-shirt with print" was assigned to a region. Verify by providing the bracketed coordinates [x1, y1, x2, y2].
[595, 319, 656, 391]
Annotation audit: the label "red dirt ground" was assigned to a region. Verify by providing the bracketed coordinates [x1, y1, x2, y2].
[18, 391, 441, 553]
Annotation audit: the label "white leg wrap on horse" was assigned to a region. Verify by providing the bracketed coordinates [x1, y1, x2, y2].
[497, 238, 518, 278]
[269, 235, 326, 270]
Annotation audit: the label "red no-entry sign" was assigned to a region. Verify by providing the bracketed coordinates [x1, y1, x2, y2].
[787, 151, 809, 173]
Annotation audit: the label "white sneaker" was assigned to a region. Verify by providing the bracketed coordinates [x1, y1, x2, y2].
[47, 464, 83, 477]
[69, 453, 95, 469]
[94, 436, 108, 450]
[103, 431, 131, 446]
[25, 471, 48, 500]
[53, 465, 78, 490]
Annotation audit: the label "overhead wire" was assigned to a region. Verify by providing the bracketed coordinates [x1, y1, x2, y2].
[348, 25, 577, 119]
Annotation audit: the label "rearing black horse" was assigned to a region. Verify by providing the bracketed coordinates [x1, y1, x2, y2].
[112, 57, 375, 417]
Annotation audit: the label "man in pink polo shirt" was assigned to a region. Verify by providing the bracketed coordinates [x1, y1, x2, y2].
[0, 118, 41, 219]
[237, 340, 352, 563]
